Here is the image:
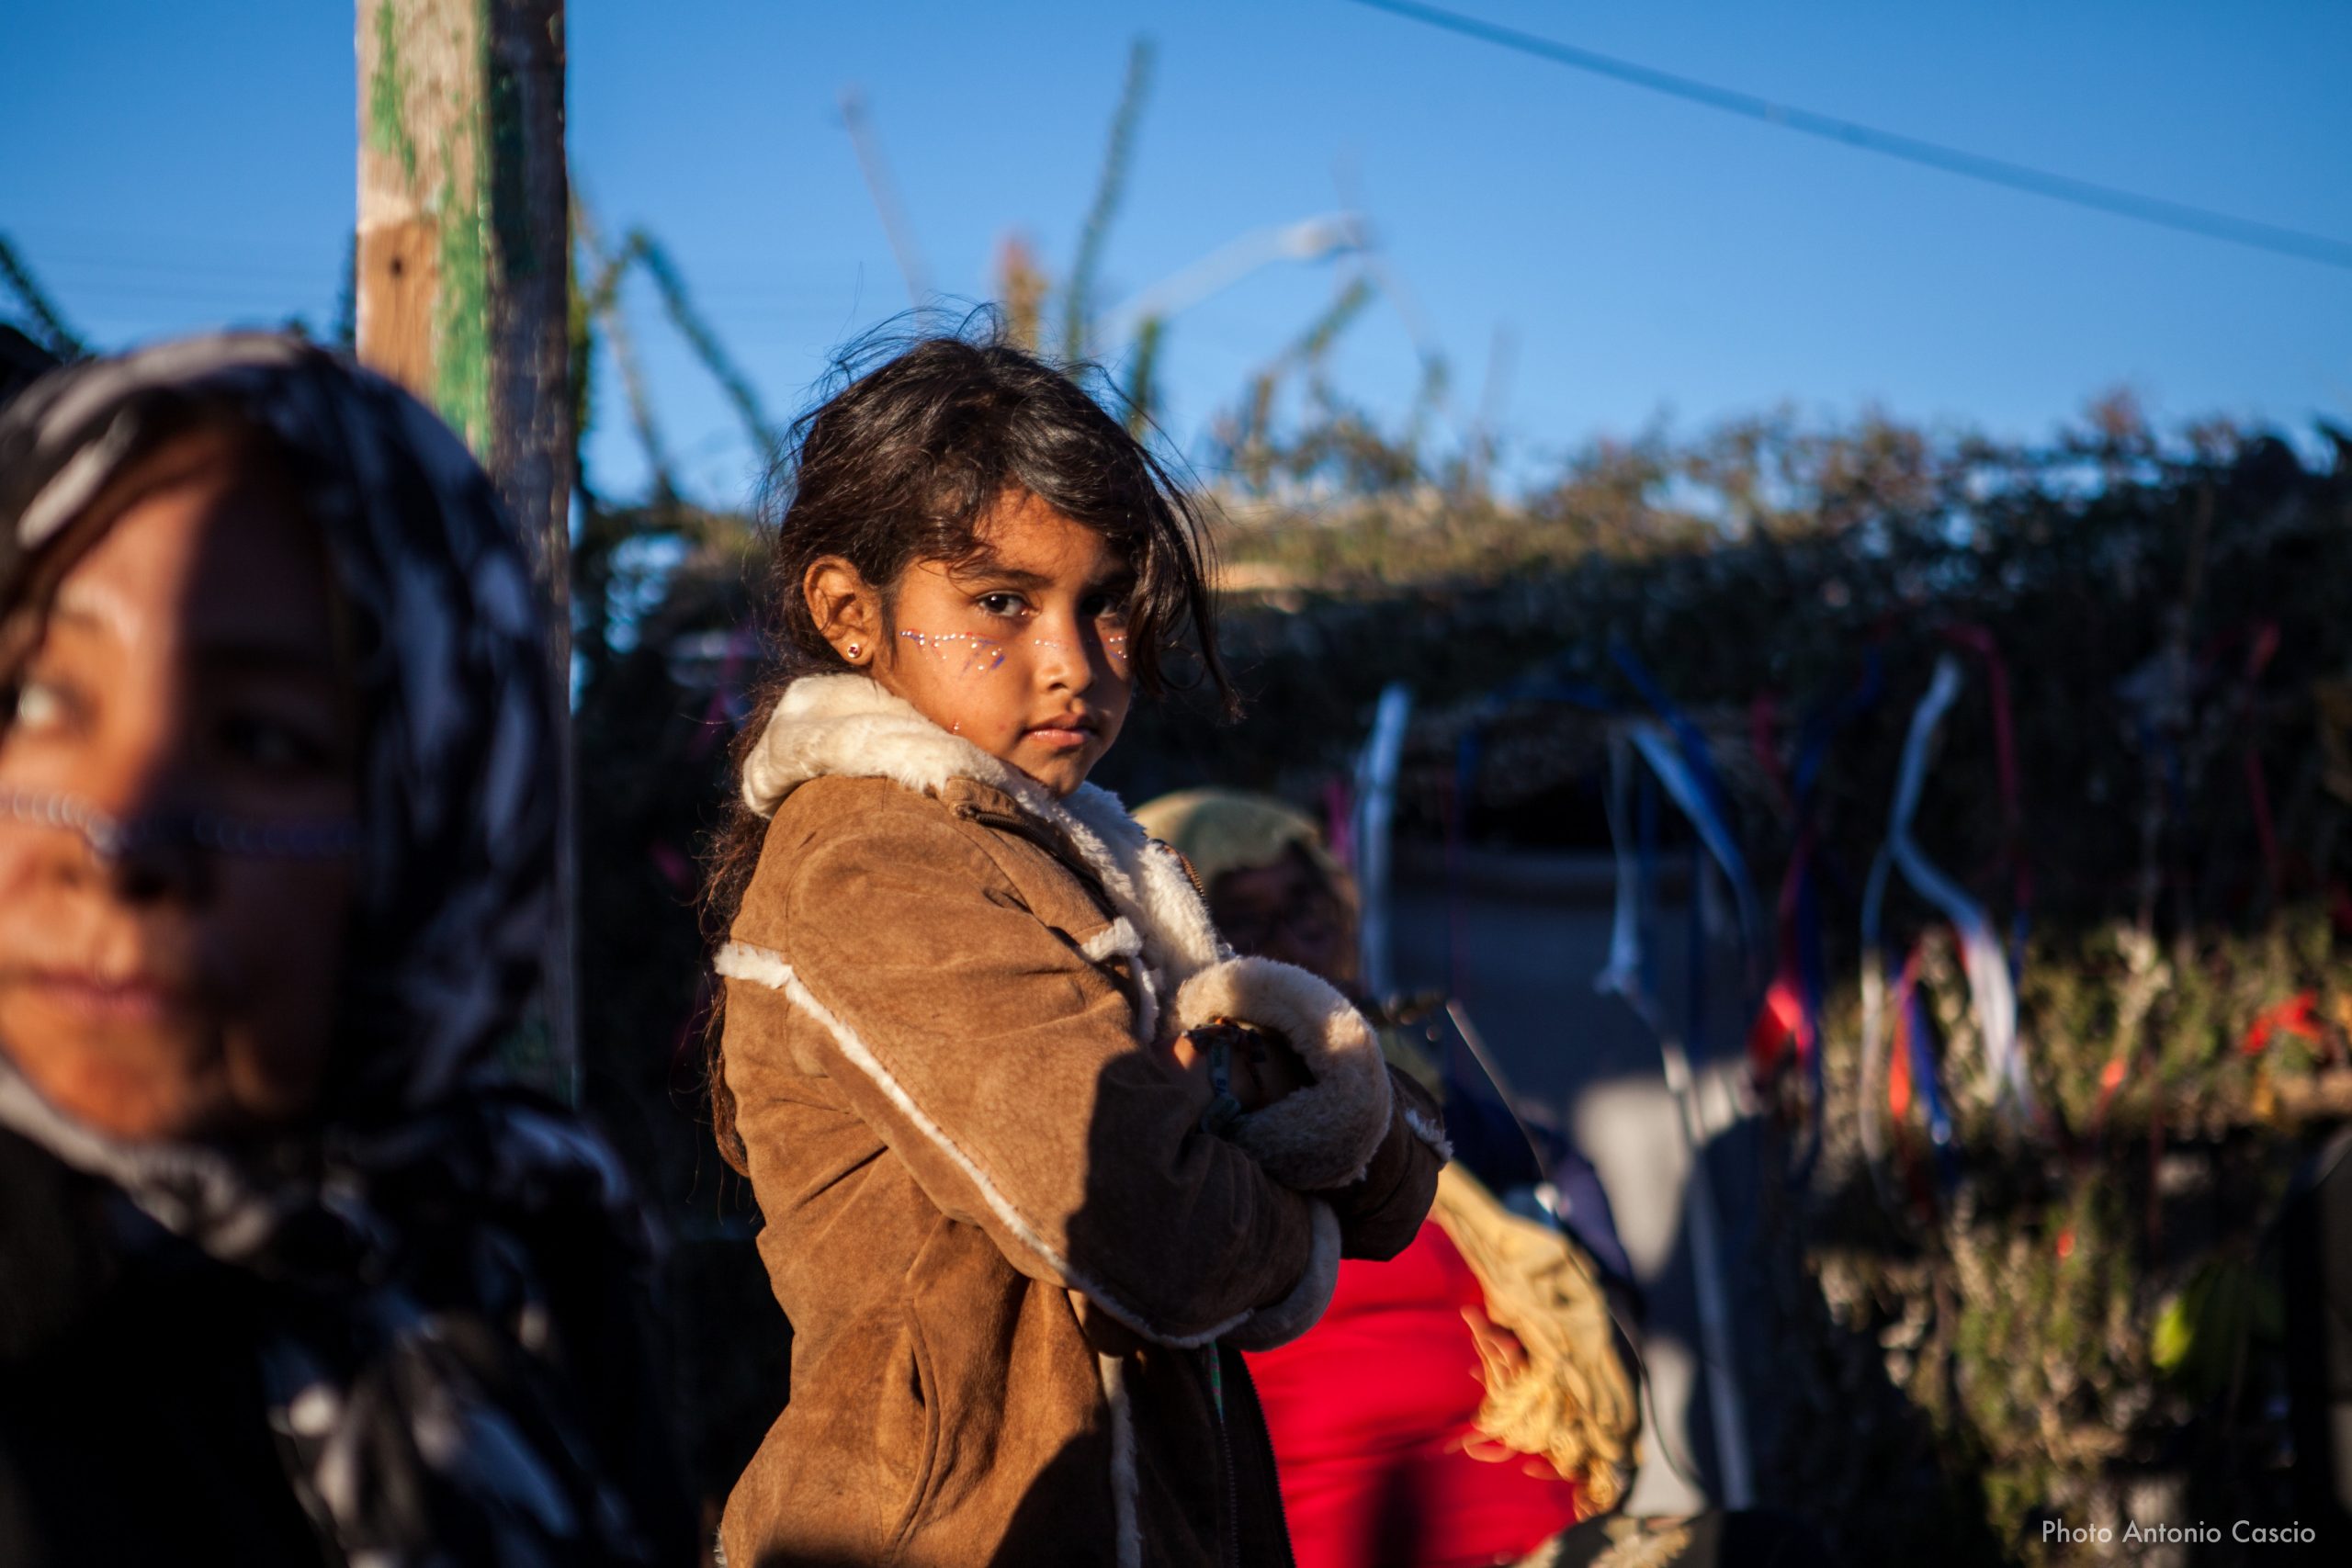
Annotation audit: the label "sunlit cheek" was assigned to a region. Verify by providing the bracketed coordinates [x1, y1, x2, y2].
[0, 833, 34, 897]
[0, 828, 66, 931]
[898, 630, 1012, 681]
[895, 631, 1014, 738]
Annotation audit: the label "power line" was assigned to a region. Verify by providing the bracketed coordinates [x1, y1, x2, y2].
[1346, 0, 2352, 273]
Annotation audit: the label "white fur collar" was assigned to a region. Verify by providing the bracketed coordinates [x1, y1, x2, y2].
[741, 675, 1225, 981]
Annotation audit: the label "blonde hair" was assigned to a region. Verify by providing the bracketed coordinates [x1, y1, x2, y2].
[1430, 1164, 1639, 1513]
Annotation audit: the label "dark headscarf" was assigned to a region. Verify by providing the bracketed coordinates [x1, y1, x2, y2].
[0, 333, 682, 1565]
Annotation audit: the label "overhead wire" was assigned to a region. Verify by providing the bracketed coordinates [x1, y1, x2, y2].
[1346, 0, 2352, 273]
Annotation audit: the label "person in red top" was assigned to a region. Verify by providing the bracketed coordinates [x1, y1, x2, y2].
[1247, 1215, 1587, 1568]
[1135, 790, 1635, 1568]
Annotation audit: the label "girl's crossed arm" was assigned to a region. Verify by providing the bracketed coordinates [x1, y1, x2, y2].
[726, 799, 1335, 1348]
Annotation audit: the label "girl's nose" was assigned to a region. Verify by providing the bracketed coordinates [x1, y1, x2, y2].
[1031, 616, 1099, 691]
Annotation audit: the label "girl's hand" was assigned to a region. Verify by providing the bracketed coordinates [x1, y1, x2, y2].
[1159, 1031, 1216, 1100]
[1169, 1021, 1310, 1112]
[1229, 1026, 1310, 1110]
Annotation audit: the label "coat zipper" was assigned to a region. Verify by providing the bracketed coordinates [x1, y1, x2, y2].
[1216, 1348, 1298, 1568]
[1207, 1347, 1244, 1568]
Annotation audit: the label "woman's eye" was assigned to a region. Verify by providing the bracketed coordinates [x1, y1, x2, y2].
[8, 677, 78, 735]
[220, 714, 334, 773]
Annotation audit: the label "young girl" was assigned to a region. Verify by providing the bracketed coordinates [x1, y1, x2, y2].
[704, 333, 1447, 1568]
[0, 335, 693, 1566]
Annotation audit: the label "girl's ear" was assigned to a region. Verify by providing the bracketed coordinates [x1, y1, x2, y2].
[803, 556, 882, 666]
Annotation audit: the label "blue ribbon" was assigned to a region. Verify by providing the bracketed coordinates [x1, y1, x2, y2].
[1627, 723, 1764, 987]
[1900, 955, 1959, 1190]
[1793, 650, 1886, 806]
[1637, 763, 1662, 1002]
[1613, 642, 1738, 833]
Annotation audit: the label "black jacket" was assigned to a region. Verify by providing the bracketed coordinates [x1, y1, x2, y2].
[0, 1124, 696, 1567]
[0, 1124, 325, 1563]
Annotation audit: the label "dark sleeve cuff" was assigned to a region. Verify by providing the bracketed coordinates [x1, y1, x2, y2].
[1328, 1067, 1448, 1262]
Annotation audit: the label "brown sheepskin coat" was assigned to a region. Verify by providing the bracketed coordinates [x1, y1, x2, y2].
[714, 675, 1446, 1568]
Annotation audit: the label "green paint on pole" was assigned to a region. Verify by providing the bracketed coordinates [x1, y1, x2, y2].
[365, 1, 419, 185]
[433, 163, 492, 453]
[417, 2, 495, 461]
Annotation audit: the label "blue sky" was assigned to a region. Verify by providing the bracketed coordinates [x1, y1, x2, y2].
[6, 1, 2347, 506]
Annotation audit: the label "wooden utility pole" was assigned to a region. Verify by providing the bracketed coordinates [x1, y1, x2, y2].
[356, 0, 577, 1096]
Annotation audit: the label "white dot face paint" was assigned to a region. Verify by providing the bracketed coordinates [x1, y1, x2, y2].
[899, 629, 1011, 678]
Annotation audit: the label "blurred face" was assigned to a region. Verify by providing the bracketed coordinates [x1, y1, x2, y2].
[808, 490, 1136, 797]
[1208, 844, 1360, 993]
[0, 430, 356, 1142]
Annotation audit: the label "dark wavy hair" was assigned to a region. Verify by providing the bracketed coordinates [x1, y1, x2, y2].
[701, 316, 1233, 1172]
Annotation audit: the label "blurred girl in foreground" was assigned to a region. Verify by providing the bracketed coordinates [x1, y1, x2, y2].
[0, 335, 692, 1566]
[701, 328, 1446, 1566]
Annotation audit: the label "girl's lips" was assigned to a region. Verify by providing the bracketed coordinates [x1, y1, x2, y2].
[1024, 726, 1095, 750]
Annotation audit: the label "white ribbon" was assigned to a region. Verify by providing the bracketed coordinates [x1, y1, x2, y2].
[1858, 847, 1896, 1175]
[1868, 656, 2034, 1124]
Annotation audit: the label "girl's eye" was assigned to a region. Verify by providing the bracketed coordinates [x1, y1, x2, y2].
[1086, 593, 1133, 623]
[975, 592, 1029, 618]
